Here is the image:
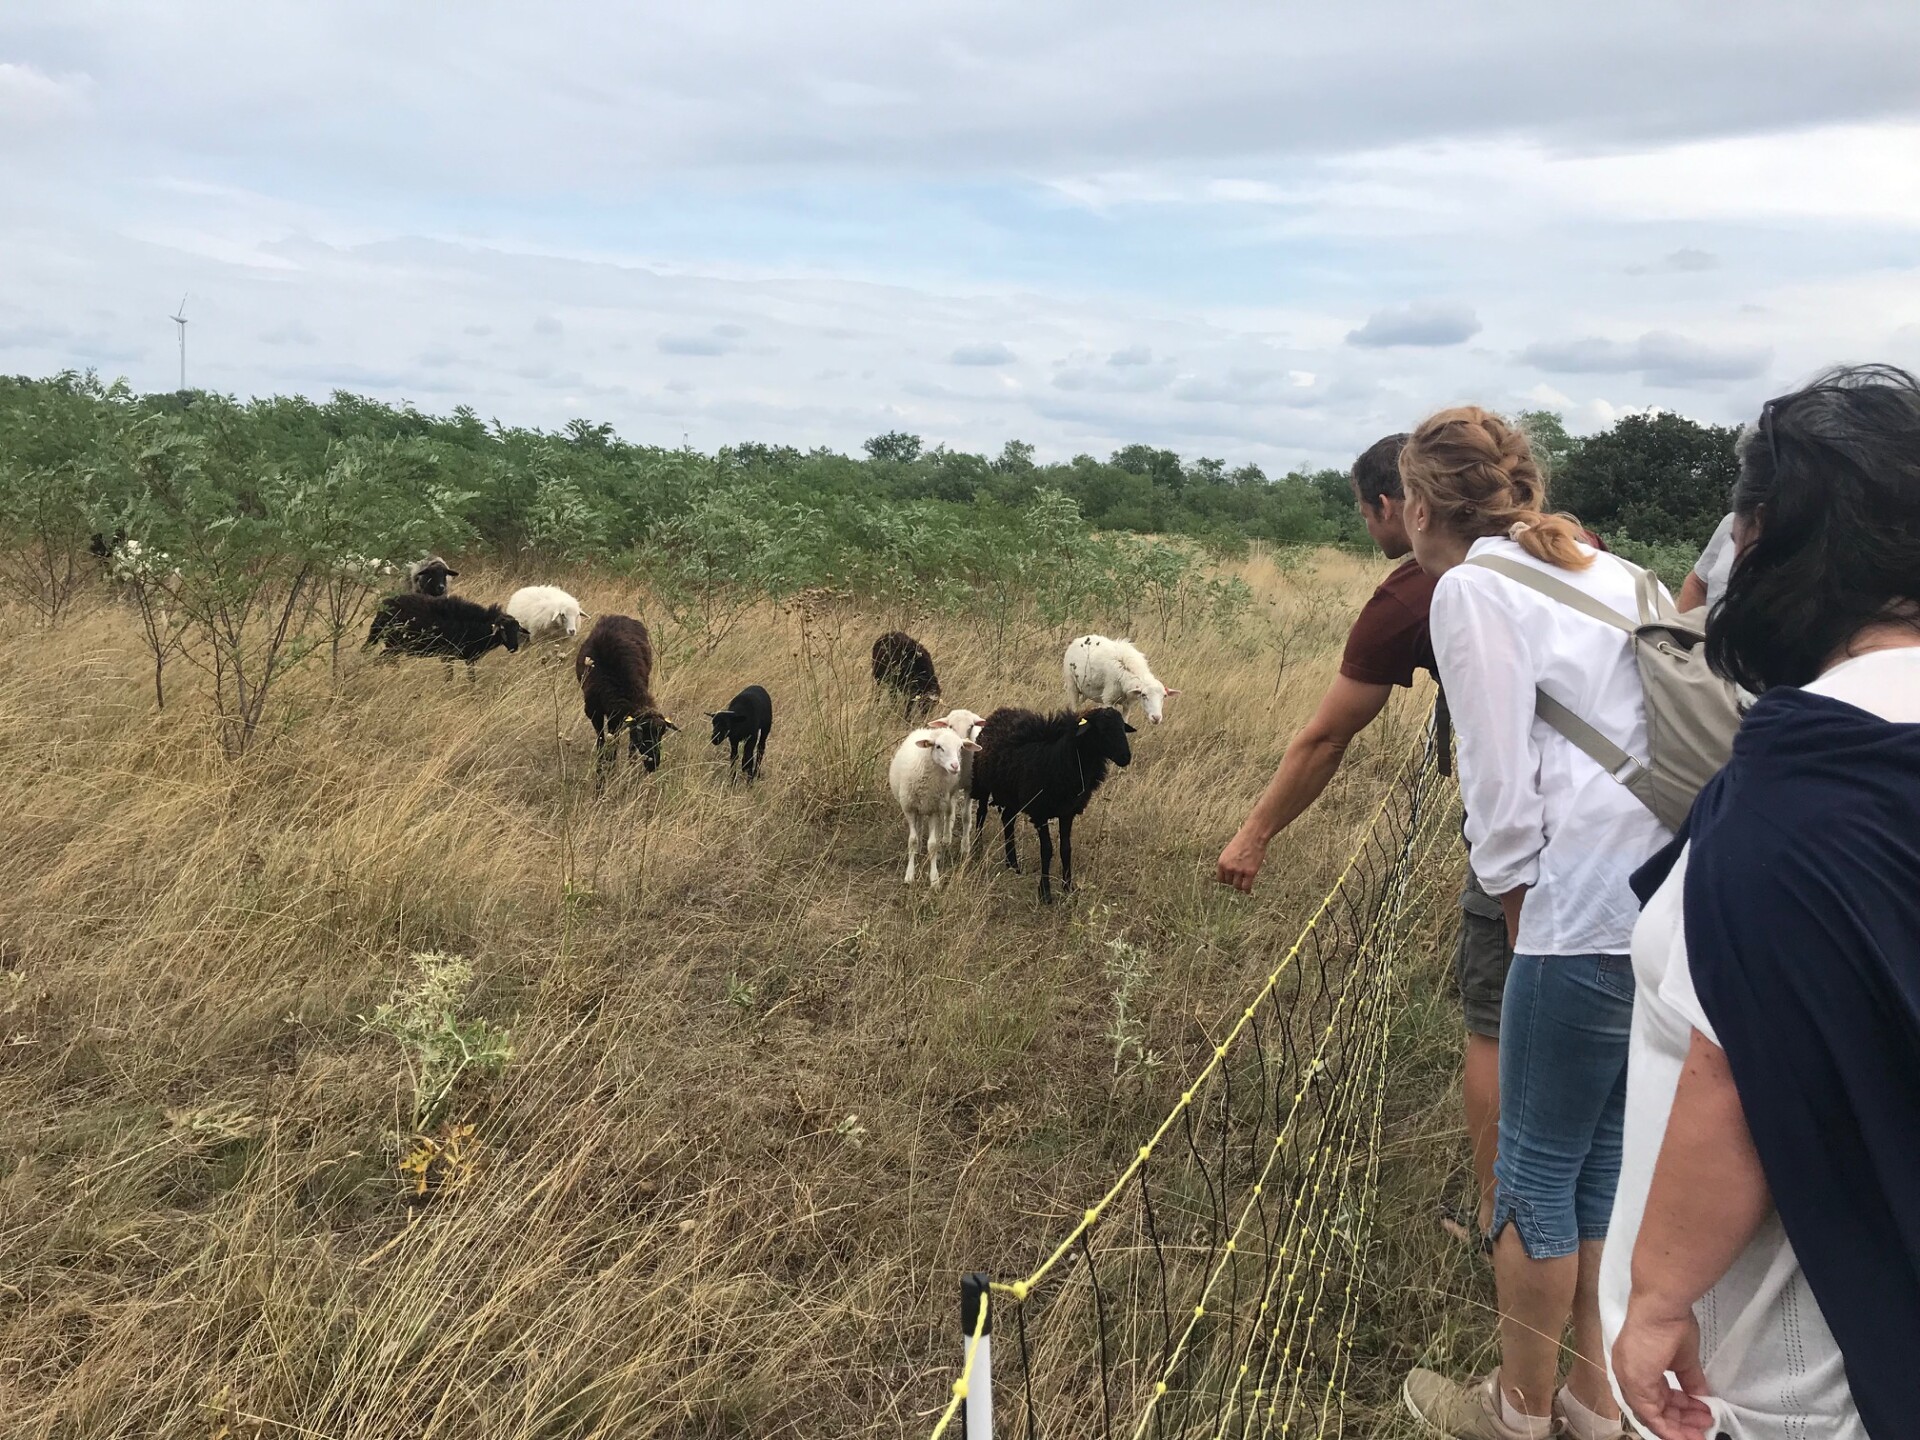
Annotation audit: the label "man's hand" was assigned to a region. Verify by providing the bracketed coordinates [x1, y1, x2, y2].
[1216, 829, 1269, 893]
[1612, 1299, 1715, 1440]
[1214, 676, 1392, 897]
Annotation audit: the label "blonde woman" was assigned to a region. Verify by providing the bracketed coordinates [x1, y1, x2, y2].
[1397, 408, 1672, 1440]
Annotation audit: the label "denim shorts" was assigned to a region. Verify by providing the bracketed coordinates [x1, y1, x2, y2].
[1491, 952, 1635, 1260]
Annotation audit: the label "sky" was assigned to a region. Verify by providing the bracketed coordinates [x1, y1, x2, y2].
[4, 2, 1920, 472]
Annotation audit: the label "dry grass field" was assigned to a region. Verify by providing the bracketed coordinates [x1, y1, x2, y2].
[0, 547, 1501, 1439]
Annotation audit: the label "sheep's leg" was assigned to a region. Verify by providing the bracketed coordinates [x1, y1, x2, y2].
[1034, 819, 1055, 904]
[926, 820, 944, 889]
[903, 814, 920, 884]
[747, 731, 763, 778]
[592, 721, 614, 789]
[1059, 813, 1075, 894]
[729, 737, 741, 777]
[999, 806, 1020, 872]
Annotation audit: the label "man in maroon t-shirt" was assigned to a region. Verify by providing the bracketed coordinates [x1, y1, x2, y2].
[1216, 432, 1510, 1240]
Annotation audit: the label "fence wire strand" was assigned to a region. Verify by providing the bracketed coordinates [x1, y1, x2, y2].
[934, 714, 1457, 1438]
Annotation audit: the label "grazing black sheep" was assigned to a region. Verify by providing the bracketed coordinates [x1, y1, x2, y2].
[871, 630, 941, 719]
[365, 593, 525, 669]
[88, 528, 127, 568]
[969, 705, 1135, 902]
[707, 684, 772, 779]
[576, 615, 677, 773]
[408, 556, 458, 597]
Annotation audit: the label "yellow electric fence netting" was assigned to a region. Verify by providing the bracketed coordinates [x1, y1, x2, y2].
[930, 723, 1456, 1439]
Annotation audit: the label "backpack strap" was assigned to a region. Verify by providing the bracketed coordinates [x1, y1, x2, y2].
[1533, 690, 1648, 787]
[1461, 554, 1637, 632]
[1460, 552, 1653, 784]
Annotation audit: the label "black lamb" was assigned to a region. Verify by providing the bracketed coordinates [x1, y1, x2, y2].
[576, 614, 678, 773]
[970, 705, 1136, 902]
[707, 684, 773, 779]
[366, 593, 525, 669]
[871, 630, 941, 719]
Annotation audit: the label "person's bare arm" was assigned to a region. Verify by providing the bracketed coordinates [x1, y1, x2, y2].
[1498, 885, 1528, 949]
[1612, 1030, 1771, 1440]
[1677, 571, 1708, 612]
[1217, 675, 1391, 893]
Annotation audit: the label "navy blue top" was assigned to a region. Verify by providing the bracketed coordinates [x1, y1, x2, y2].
[1634, 685, 1920, 1439]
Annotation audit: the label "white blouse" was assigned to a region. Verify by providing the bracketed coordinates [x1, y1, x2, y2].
[1430, 536, 1674, 956]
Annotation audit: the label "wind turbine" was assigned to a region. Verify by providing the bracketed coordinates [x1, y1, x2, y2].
[170, 295, 189, 391]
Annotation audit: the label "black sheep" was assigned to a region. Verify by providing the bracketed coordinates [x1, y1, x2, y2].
[88, 528, 127, 567]
[366, 593, 525, 669]
[970, 706, 1135, 903]
[871, 630, 941, 719]
[408, 556, 458, 597]
[707, 684, 772, 779]
[576, 614, 677, 773]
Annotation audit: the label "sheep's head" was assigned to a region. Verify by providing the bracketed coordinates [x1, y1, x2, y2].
[1133, 680, 1179, 724]
[706, 709, 737, 746]
[915, 729, 980, 777]
[630, 710, 679, 772]
[1077, 707, 1136, 767]
[490, 612, 528, 653]
[411, 558, 456, 597]
[934, 708, 987, 742]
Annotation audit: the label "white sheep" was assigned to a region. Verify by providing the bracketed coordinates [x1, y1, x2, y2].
[506, 585, 587, 646]
[1063, 634, 1180, 724]
[931, 708, 987, 852]
[888, 724, 980, 888]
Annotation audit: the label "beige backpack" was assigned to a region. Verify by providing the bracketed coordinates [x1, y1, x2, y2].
[1463, 553, 1745, 830]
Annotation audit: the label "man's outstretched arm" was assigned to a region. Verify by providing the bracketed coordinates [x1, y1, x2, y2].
[1217, 675, 1393, 892]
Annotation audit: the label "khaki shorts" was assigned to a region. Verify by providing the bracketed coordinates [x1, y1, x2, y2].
[1455, 870, 1512, 1040]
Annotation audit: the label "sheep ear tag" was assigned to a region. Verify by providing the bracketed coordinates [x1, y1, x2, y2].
[1078, 716, 1088, 727]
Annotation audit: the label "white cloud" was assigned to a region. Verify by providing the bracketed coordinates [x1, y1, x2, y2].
[0, 61, 90, 127]
[1347, 303, 1482, 349]
[1627, 248, 1720, 276]
[949, 341, 1016, 366]
[1522, 331, 1774, 387]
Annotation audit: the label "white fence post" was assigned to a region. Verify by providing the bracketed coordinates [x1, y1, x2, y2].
[961, 1272, 994, 1440]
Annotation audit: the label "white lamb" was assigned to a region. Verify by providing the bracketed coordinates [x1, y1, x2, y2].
[931, 708, 987, 852]
[888, 724, 980, 888]
[505, 585, 587, 645]
[1063, 634, 1180, 723]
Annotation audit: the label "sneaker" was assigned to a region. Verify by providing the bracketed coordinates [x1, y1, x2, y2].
[1403, 1368, 1563, 1439]
[1553, 1388, 1630, 1439]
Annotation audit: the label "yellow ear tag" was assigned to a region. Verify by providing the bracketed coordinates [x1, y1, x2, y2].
[1078, 717, 1088, 727]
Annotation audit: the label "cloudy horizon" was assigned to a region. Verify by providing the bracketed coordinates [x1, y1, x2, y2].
[5, 2, 1920, 470]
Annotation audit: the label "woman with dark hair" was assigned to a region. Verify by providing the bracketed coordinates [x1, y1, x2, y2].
[1605, 365, 1920, 1440]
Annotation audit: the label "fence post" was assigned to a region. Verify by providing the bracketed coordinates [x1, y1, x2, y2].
[961, 1272, 994, 1440]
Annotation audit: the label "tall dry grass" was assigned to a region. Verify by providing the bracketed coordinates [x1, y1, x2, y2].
[0, 548, 1488, 1438]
